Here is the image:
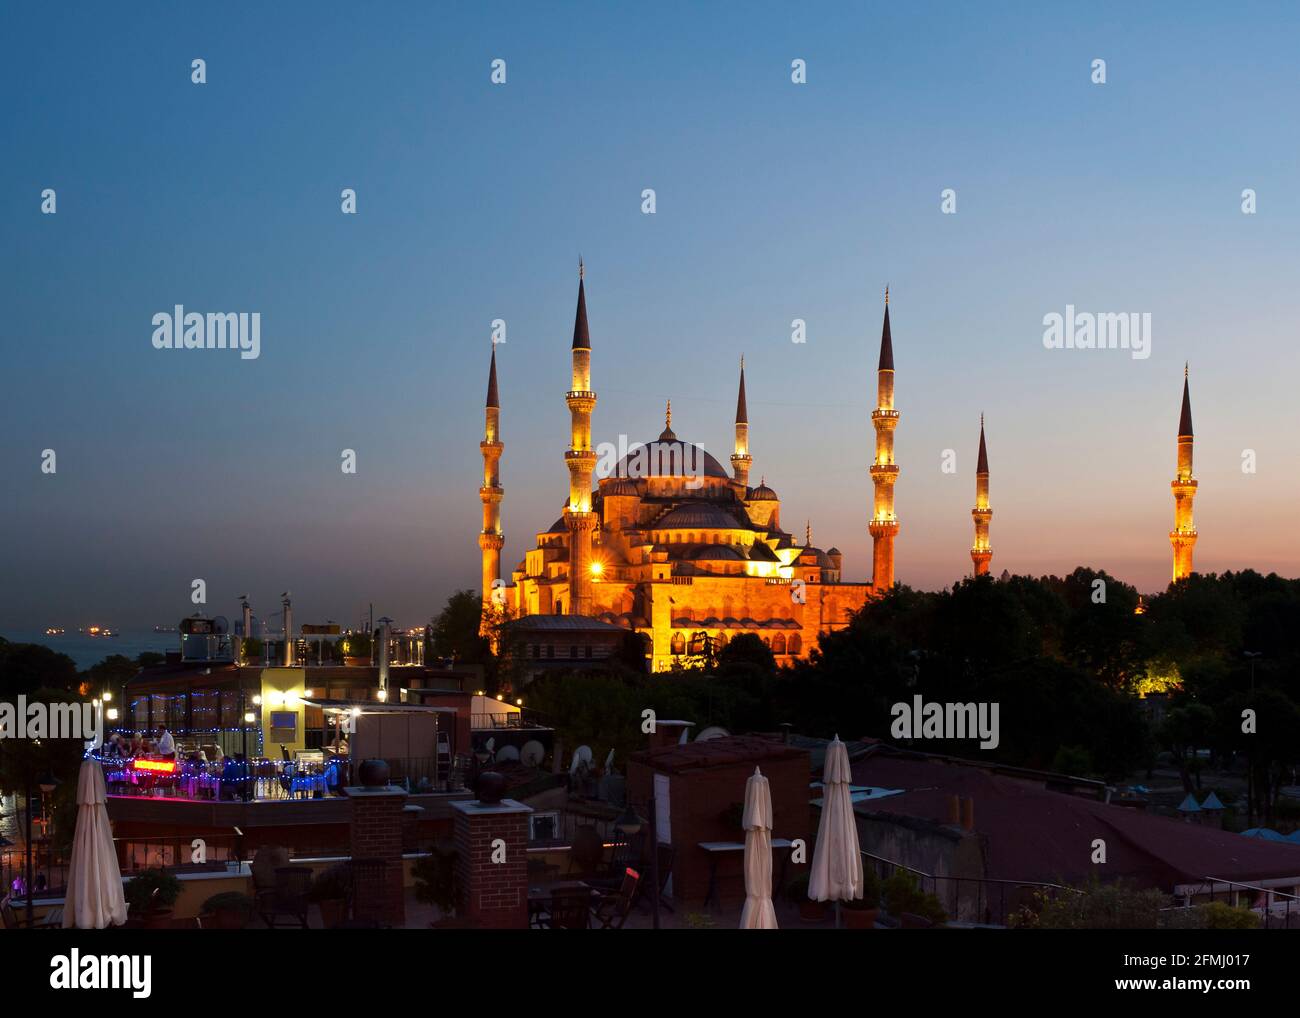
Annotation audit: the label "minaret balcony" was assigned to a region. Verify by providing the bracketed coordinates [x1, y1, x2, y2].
[870, 463, 899, 477]
[479, 485, 503, 500]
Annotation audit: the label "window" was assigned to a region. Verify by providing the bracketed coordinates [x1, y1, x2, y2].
[772, 634, 787, 655]
[789, 634, 802, 655]
[570, 645, 578, 659]
[547, 645, 555, 658]
[670, 632, 686, 655]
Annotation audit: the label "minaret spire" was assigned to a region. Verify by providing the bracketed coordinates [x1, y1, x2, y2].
[479, 344, 506, 633]
[1170, 365, 1197, 582]
[731, 355, 752, 490]
[564, 262, 598, 615]
[971, 415, 992, 576]
[869, 289, 900, 591]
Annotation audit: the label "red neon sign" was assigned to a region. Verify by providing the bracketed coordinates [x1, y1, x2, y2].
[132, 759, 177, 774]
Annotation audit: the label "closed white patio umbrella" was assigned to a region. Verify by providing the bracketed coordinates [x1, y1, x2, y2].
[740, 766, 778, 929]
[809, 735, 863, 924]
[63, 757, 127, 929]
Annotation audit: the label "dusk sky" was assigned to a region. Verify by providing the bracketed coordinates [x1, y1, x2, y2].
[4, 2, 1299, 633]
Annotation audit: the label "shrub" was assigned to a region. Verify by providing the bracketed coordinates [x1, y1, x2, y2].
[200, 891, 252, 916]
[413, 842, 459, 914]
[124, 868, 183, 912]
[1196, 901, 1261, 930]
[882, 870, 947, 925]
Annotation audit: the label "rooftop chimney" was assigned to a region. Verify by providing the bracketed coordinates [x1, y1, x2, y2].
[282, 593, 294, 666]
[378, 616, 393, 693]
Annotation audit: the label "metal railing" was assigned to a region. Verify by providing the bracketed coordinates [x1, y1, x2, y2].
[93, 754, 461, 802]
[862, 849, 1079, 927]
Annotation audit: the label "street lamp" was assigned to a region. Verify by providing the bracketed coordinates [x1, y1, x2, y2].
[24, 771, 59, 925]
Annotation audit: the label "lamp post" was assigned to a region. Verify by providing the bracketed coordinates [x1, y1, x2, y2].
[25, 771, 58, 926]
[615, 799, 660, 929]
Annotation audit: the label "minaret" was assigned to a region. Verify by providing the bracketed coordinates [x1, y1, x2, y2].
[869, 287, 900, 590]
[731, 356, 752, 489]
[478, 345, 505, 627]
[1170, 364, 1197, 582]
[971, 415, 992, 576]
[564, 259, 598, 616]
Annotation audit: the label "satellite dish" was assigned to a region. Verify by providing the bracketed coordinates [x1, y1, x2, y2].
[521, 740, 545, 767]
[495, 745, 520, 763]
[695, 725, 730, 742]
[212, 616, 230, 635]
[484, 737, 496, 755]
[569, 744, 593, 775]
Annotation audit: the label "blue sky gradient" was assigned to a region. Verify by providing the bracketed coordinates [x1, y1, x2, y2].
[4, 2, 1299, 631]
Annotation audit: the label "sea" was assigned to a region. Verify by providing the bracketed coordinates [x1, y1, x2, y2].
[1, 629, 177, 671]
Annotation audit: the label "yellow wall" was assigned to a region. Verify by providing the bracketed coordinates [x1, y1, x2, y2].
[258, 668, 308, 755]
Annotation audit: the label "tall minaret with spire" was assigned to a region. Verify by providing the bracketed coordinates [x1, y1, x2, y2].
[1170, 364, 1197, 582]
[564, 259, 598, 615]
[869, 287, 900, 591]
[479, 345, 505, 629]
[731, 356, 752, 489]
[971, 415, 992, 576]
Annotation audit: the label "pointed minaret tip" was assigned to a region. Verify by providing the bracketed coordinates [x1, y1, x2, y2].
[1179, 364, 1194, 436]
[486, 345, 500, 409]
[977, 415, 989, 474]
[735, 357, 749, 424]
[572, 261, 590, 350]
[878, 288, 894, 371]
[805, 520, 812, 547]
[665, 399, 672, 429]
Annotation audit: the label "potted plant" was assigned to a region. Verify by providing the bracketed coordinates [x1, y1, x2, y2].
[841, 866, 882, 929]
[413, 841, 460, 925]
[308, 865, 350, 929]
[786, 872, 829, 923]
[882, 869, 947, 927]
[200, 891, 253, 930]
[124, 868, 183, 928]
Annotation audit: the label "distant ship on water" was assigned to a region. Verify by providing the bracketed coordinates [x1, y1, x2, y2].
[152, 624, 177, 633]
[44, 626, 65, 636]
[78, 625, 117, 637]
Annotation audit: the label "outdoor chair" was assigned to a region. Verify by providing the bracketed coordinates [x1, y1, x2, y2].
[538, 887, 591, 929]
[258, 866, 312, 928]
[587, 830, 645, 892]
[590, 867, 640, 929]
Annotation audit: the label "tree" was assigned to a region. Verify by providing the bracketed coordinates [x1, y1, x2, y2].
[430, 590, 491, 664]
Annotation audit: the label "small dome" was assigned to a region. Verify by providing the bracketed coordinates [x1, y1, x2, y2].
[654, 503, 742, 531]
[546, 517, 567, 534]
[827, 547, 841, 556]
[747, 542, 779, 563]
[602, 477, 640, 496]
[749, 481, 779, 500]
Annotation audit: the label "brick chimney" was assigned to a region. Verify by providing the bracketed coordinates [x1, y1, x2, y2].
[452, 798, 533, 929]
[346, 785, 408, 925]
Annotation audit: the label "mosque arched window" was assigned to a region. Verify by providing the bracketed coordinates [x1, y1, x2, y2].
[772, 634, 787, 655]
[670, 632, 686, 656]
[788, 634, 802, 655]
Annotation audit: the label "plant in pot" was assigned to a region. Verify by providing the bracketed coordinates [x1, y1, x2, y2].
[413, 842, 461, 927]
[840, 866, 883, 929]
[124, 868, 183, 928]
[786, 872, 829, 923]
[308, 865, 350, 929]
[200, 891, 253, 930]
[882, 869, 947, 927]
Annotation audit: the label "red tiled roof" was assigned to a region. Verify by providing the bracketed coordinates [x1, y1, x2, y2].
[853, 752, 1300, 888]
